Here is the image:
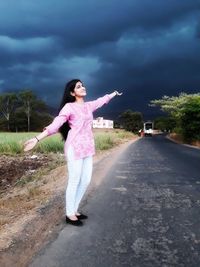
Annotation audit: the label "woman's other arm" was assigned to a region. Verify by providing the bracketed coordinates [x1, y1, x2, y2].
[23, 129, 49, 152]
[23, 104, 71, 152]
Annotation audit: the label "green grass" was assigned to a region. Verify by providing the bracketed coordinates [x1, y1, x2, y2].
[0, 132, 63, 154]
[95, 134, 114, 150]
[94, 129, 134, 150]
[0, 129, 134, 155]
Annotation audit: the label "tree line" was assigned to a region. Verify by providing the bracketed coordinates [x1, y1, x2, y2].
[2, 89, 199, 142]
[0, 89, 144, 133]
[119, 92, 200, 142]
[0, 90, 52, 132]
[151, 93, 200, 142]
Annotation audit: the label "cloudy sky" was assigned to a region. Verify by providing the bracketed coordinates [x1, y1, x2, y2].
[0, 0, 200, 119]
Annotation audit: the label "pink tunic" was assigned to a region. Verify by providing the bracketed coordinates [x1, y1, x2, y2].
[44, 94, 112, 159]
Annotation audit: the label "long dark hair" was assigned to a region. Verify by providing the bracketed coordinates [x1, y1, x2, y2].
[58, 79, 81, 140]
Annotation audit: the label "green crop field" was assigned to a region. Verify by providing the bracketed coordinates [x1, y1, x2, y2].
[0, 129, 134, 155]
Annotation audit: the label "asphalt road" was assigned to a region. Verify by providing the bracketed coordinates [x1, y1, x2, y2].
[30, 135, 200, 267]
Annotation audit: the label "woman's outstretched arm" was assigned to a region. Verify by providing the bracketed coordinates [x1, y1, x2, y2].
[23, 129, 49, 152]
[88, 90, 122, 112]
[23, 103, 71, 152]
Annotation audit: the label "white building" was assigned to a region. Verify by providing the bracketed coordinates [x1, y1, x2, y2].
[93, 117, 113, 129]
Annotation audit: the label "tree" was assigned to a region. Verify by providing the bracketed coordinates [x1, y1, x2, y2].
[150, 93, 200, 120]
[150, 93, 200, 141]
[29, 111, 53, 132]
[180, 97, 200, 141]
[18, 90, 48, 132]
[154, 116, 176, 132]
[119, 110, 143, 133]
[0, 93, 18, 131]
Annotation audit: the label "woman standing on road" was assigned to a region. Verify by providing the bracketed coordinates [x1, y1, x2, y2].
[24, 79, 122, 226]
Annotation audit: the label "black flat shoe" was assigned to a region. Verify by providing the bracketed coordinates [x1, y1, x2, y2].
[66, 216, 83, 226]
[76, 214, 88, 220]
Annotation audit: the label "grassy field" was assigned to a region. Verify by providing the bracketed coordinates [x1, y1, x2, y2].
[0, 129, 135, 155]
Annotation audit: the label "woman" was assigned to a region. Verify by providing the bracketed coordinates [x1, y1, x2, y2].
[24, 79, 122, 226]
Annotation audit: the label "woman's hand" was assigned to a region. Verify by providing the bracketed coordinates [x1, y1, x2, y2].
[23, 137, 38, 152]
[114, 90, 123, 96]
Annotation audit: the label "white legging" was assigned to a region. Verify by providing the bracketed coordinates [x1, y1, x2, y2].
[66, 146, 93, 216]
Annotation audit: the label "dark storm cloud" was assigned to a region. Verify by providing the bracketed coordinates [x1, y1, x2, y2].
[0, 0, 200, 118]
[0, 1, 198, 40]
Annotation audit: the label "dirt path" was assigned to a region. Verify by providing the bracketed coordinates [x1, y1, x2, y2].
[0, 137, 139, 267]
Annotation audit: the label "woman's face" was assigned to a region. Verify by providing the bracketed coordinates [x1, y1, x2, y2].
[73, 81, 87, 97]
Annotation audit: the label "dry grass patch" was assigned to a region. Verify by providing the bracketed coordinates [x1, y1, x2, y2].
[0, 186, 50, 230]
[169, 133, 200, 148]
[191, 140, 200, 148]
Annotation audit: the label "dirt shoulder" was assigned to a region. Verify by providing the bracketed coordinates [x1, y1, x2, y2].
[0, 136, 139, 267]
[167, 133, 200, 149]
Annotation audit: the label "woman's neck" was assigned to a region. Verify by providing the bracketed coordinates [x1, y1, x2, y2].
[75, 97, 84, 104]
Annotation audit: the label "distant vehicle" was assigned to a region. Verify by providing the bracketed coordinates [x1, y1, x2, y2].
[143, 121, 154, 136]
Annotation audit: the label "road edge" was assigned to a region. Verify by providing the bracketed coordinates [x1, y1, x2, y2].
[166, 135, 200, 150]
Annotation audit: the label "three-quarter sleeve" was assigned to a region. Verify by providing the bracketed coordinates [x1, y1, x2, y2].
[44, 103, 71, 136]
[88, 94, 112, 112]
